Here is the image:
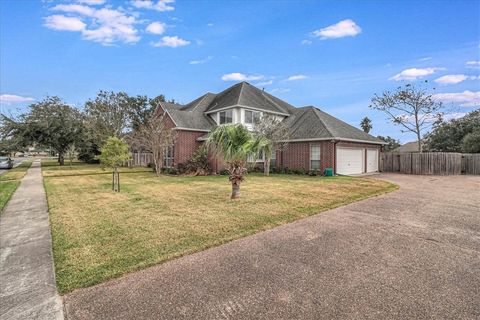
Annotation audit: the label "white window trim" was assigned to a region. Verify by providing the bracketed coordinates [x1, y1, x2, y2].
[310, 144, 321, 171]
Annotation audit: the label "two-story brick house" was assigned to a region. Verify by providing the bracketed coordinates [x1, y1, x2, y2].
[158, 81, 384, 175]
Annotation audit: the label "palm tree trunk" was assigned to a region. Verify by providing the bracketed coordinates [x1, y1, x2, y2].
[231, 182, 240, 199]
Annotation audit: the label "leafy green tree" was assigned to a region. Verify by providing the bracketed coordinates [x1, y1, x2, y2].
[97, 137, 131, 192]
[253, 114, 289, 175]
[85, 91, 131, 143]
[377, 135, 401, 152]
[360, 117, 372, 133]
[370, 83, 443, 152]
[1, 96, 86, 165]
[206, 124, 266, 199]
[461, 128, 480, 153]
[424, 110, 480, 152]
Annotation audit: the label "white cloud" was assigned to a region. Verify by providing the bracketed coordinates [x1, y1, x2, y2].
[46, 4, 140, 45]
[466, 60, 480, 69]
[131, 0, 174, 12]
[256, 80, 273, 86]
[389, 67, 445, 81]
[419, 57, 432, 61]
[189, 56, 213, 64]
[44, 15, 86, 31]
[52, 4, 95, 16]
[434, 74, 470, 84]
[221, 73, 264, 81]
[286, 74, 307, 81]
[442, 112, 467, 121]
[0, 94, 35, 103]
[433, 90, 480, 107]
[151, 36, 189, 47]
[77, 0, 106, 4]
[207, 23, 214, 27]
[146, 21, 166, 35]
[301, 39, 312, 45]
[313, 19, 361, 40]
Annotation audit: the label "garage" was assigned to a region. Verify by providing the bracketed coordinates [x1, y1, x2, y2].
[336, 147, 364, 175]
[366, 149, 379, 172]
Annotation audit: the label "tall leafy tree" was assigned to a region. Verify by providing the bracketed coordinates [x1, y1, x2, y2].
[360, 116, 372, 133]
[370, 83, 443, 152]
[253, 114, 289, 175]
[206, 124, 266, 199]
[1, 97, 85, 165]
[424, 109, 480, 152]
[462, 129, 480, 153]
[85, 91, 131, 143]
[377, 135, 401, 152]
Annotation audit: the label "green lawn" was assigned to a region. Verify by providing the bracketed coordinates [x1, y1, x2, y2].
[0, 160, 33, 211]
[43, 160, 398, 294]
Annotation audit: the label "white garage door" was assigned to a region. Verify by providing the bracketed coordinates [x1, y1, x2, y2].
[367, 149, 379, 172]
[336, 147, 364, 175]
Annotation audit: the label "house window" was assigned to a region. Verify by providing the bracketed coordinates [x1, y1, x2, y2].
[270, 150, 276, 168]
[247, 149, 264, 163]
[163, 146, 174, 168]
[245, 110, 261, 124]
[310, 145, 320, 170]
[219, 110, 233, 124]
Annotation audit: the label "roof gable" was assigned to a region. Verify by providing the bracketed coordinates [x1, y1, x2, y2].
[205, 82, 294, 115]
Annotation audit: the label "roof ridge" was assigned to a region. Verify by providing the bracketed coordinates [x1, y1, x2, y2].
[261, 90, 288, 114]
[311, 107, 334, 138]
[190, 93, 209, 112]
[237, 82, 247, 105]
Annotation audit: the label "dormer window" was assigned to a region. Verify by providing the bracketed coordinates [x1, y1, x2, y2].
[245, 110, 261, 124]
[219, 110, 233, 124]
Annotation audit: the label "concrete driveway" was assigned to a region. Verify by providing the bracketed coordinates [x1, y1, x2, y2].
[64, 174, 480, 320]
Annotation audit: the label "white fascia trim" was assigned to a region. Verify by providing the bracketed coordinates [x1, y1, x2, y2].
[280, 137, 386, 145]
[174, 127, 211, 132]
[205, 105, 290, 117]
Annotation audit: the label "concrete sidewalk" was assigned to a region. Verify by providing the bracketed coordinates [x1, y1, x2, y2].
[0, 160, 63, 320]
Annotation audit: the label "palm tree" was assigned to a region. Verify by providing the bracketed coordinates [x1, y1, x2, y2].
[206, 124, 265, 199]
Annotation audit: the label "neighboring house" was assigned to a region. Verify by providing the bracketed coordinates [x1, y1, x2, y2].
[393, 141, 422, 153]
[158, 82, 385, 175]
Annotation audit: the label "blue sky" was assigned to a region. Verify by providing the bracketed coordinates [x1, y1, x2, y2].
[1, 0, 479, 143]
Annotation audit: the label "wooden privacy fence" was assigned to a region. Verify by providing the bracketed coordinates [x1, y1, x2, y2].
[380, 152, 480, 175]
[128, 152, 153, 167]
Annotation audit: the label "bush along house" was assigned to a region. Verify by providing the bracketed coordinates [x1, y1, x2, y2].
[157, 82, 385, 175]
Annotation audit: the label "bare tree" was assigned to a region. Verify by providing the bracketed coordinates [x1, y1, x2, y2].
[129, 112, 176, 176]
[253, 114, 290, 175]
[370, 83, 443, 152]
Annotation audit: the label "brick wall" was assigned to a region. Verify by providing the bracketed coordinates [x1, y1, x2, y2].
[174, 130, 205, 166]
[278, 141, 336, 172]
[158, 110, 207, 168]
[277, 140, 381, 173]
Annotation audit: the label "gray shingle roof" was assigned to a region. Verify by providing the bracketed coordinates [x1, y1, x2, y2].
[159, 82, 383, 144]
[161, 102, 215, 131]
[393, 141, 422, 152]
[204, 82, 294, 114]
